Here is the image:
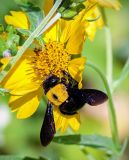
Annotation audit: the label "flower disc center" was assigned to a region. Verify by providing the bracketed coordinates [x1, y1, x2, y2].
[31, 41, 71, 83]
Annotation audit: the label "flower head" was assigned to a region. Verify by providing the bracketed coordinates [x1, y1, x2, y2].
[31, 41, 71, 83]
[1, 8, 87, 133]
[1, 0, 110, 133]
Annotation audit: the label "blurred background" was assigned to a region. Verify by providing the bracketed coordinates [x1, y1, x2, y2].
[0, 0, 129, 160]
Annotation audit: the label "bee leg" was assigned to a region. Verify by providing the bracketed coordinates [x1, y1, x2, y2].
[40, 102, 56, 146]
[59, 97, 78, 115]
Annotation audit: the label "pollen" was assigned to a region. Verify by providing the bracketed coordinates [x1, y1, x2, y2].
[31, 41, 71, 83]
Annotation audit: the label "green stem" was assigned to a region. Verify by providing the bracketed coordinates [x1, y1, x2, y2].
[99, 7, 108, 26]
[0, 0, 62, 82]
[101, 8, 113, 89]
[105, 27, 113, 89]
[86, 61, 120, 150]
[120, 138, 128, 156]
[113, 58, 129, 90]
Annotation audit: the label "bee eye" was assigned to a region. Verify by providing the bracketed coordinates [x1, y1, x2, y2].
[53, 94, 58, 100]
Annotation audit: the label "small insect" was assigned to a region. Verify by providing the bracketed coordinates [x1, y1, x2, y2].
[40, 71, 108, 146]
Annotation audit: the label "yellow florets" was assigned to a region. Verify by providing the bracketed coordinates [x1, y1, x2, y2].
[31, 41, 71, 83]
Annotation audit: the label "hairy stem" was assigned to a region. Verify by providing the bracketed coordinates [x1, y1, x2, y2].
[86, 61, 120, 150]
[0, 0, 62, 82]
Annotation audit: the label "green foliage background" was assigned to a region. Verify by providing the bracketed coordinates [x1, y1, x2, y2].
[0, 0, 129, 160]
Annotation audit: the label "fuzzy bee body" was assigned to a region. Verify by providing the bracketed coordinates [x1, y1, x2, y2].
[40, 71, 108, 146]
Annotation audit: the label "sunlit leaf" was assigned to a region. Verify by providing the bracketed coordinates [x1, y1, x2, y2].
[53, 134, 116, 152]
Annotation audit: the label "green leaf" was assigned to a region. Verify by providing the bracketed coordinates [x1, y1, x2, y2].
[0, 37, 6, 56]
[6, 25, 17, 33]
[58, 0, 86, 19]
[19, 2, 44, 31]
[0, 88, 10, 96]
[0, 156, 22, 160]
[17, 29, 30, 36]
[0, 24, 4, 33]
[23, 156, 47, 160]
[53, 134, 116, 152]
[61, 9, 77, 19]
[15, 0, 28, 5]
[6, 28, 20, 56]
[0, 25, 20, 57]
[0, 156, 47, 160]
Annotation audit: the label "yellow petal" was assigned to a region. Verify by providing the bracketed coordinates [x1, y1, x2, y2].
[84, 5, 104, 40]
[44, 22, 57, 42]
[5, 11, 29, 29]
[60, 19, 73, 44]
[60, 18, 86, 54]
[66, 24, 85, 54]
[89, 0, 121, 10]
[9, 88, 43, 119]
[43, 0, 54, 15]
[1, 49, 39, 95]
[69, 114, 80, 131]
[53, 107, 80, 133]
[68, 57, 86, 89]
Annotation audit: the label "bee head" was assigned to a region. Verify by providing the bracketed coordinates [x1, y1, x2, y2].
[43, 75, 60, 94]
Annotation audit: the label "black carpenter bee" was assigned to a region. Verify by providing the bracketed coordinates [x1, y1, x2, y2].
[40, 71, 108, 146]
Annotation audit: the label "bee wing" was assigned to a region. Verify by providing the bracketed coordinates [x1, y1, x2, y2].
[81, 89, 108, 106]
[40, 102, 56, 146]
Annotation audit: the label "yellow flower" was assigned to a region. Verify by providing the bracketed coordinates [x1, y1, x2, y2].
[5, 11, 29, 29]
[1, 0, 106, 133]
[88, 0, 121, 10]
[44, 0, 104, 41]
[1, 0, 111, 133]
[1, 12, 86, 133]
[81, 1, 104, 40]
